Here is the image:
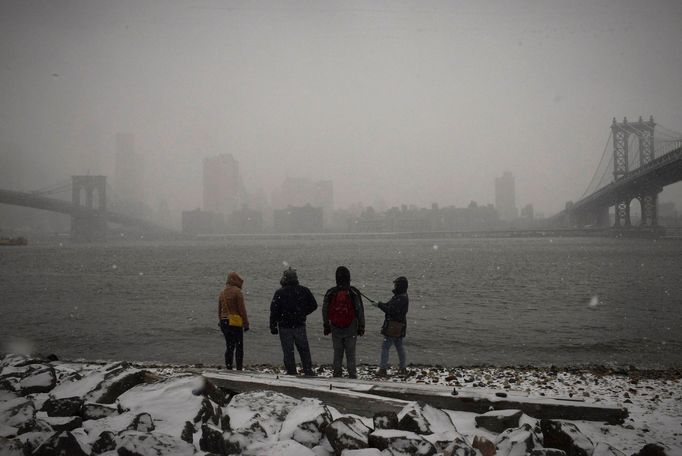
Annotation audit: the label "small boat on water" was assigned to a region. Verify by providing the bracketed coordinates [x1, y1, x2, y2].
[0, 236, 28, 246]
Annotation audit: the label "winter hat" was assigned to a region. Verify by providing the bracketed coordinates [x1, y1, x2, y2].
[392, 276, 408, 294]
[335, 266, 351, 286]
[281, 267, 299, 286]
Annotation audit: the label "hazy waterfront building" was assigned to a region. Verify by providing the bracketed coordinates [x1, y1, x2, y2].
[273, 177, 334, 211]
[273, 205, 323, 233]
[203, 154, 243, 216]
[114, 133, 144, 204]
[495, 171, 518, 221]
[181, 209, 226, 235]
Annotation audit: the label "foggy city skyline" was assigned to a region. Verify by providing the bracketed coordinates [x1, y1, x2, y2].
[2, 0, 682, 226]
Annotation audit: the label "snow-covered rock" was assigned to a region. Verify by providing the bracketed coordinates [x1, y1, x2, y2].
[373, 411, 399, 430]
[340, 450, 382, 456]
[118, 376, 214, 436]
[82, 401, 118, 420]
[0, 437, 25, 456]
[91, 430, 117, 454]
[593, 442, 626, 456]
[14, 431, 52, 454]
[50, 361, 146, 405]
[41, 395, 83, 417]
[398, 401, 457, 435]
[116, 430, 196, 456]
[443, 438, 479, 456]
[198, 423, 225, 454]
[541, 419, 594, 456]
[475, 409, 523, 433]
[33, 430, 89, 456]
[41, 413, 83, 432]
[495, 423, 543, 456]
[424, 430, 470, 453]
[0, 397, 35, 428]
[245, 438, 318, 456]
[19, 366, 56, 395]
[324, 416, 372, 455]
[631, 443, 669, 456]
[279, 398, 333, 448]
[368, 429, 437, 455]
[530, 450, 567, 456]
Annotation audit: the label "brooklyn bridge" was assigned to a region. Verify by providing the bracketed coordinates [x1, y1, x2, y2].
[1, 116, 681, 241]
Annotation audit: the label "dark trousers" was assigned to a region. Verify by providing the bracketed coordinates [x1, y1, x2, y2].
[220, 320, 243, 370]
[278, 325, 314, 375]
[332, 334, 357, 377]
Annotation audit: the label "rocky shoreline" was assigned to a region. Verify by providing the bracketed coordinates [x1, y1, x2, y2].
[1, 354, 679, 455]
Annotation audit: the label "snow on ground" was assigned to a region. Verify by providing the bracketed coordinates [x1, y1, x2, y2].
[1, 354, 680, 454]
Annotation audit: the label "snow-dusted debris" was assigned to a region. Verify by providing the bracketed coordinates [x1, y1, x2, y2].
[198, 422, 225, 454]
[541, 419, 594, 456]
[475, 409, 524, 433]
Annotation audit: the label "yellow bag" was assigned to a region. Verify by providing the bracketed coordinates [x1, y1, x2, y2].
[228, 314, 243, 327]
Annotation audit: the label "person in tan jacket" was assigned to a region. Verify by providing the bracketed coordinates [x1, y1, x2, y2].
[218, 271, 249, 370]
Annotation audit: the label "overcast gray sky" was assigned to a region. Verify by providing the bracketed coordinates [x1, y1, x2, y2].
[2, 0, 682, 215]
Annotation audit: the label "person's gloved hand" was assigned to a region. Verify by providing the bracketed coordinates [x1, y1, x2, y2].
[357, 328, 365, 336]
[244, 325, 249, 332]
[323, 324, 331, 336]
[270, 327, 278, 335]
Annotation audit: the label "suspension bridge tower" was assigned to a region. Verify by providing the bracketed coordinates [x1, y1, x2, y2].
[610, 116, 658, 227]
[71, 175, 107, 241]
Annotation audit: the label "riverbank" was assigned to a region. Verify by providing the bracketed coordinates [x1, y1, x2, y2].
[1, 354, 679, 455]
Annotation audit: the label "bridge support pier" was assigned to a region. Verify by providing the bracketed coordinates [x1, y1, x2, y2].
[71, 176, 107, 241]
[639, 191, 658, 227]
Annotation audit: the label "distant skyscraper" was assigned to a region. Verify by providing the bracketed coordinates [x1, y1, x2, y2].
[495, 171, 518, 221]
[203, 153, 243, 216]
[114, 133, 144, 203]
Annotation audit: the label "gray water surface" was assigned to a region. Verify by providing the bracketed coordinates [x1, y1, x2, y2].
[1, 237, 681, 368]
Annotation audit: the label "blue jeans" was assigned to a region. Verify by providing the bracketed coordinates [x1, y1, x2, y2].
[220, 320, 244, 370]
[380, 336, 406, 370]
[278, 326, 314, 375]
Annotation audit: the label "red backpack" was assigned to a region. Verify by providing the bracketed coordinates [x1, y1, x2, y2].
[328, 289, 355, 328]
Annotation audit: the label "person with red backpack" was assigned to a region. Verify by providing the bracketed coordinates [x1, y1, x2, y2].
[322, 266, 365, 378]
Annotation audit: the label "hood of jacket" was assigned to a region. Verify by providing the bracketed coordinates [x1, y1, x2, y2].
[226, 271, 244, 288]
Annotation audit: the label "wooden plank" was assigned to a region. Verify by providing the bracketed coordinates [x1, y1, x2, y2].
[203, 372, 409, 416]
[203, 372, 628, 425]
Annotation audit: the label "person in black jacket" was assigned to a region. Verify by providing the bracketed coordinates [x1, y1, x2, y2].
[373, 276, 409, 377]
[270, 267, 318, 376]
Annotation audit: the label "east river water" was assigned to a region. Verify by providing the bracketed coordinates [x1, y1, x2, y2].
[1, 237, 681, 368]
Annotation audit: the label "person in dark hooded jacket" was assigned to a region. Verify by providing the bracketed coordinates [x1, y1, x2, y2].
[322, 266, 365, 378]
[270, 267, 318, 376]
[373, 276, 408, 377]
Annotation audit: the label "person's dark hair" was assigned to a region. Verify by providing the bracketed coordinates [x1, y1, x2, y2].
[392, 276, 408, 294]
[280, 267, 299, 286]
[335, 266, 351, 286]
